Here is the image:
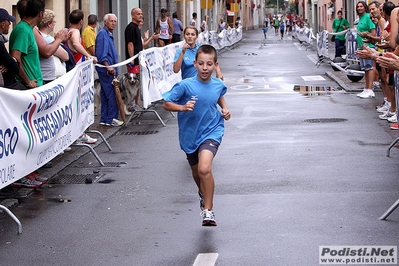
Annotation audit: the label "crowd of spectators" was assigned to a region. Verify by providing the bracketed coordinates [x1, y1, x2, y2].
[354, 1, 399, 127]
[0, 1, 145, 193]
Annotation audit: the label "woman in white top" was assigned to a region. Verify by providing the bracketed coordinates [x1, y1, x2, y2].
[190, 12, 197, 28]
[219, 18, 226, 32]
[36, 9, 68, 82]
[200, 15, 209, 33]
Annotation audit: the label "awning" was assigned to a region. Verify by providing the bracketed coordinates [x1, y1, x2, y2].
[226, 10, 234, 16]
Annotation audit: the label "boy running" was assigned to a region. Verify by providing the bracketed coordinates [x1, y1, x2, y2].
[162, 45, 231, 226]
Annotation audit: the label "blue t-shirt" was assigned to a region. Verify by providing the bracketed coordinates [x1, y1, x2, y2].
[162, 76, 227, 154]
[174, 44, 199, 79]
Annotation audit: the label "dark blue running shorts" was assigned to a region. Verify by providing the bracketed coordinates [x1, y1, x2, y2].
[186, 139, 220, 166]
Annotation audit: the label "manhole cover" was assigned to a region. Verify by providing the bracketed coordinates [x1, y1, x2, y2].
[50, 173, 105, 184]
[303, 118, 348, 123]
[117, 131, 158, 136]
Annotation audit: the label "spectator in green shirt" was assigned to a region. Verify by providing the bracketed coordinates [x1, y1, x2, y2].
[355, 1, 377, 99]
[332, 10, 350, 58]
[10, 0, 45, 88]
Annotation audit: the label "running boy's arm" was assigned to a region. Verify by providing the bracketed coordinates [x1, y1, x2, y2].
[217, 96, 231, 120]
[163, 100, 196, 112]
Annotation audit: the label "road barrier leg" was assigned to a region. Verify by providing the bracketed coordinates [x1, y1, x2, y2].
[379, 199, 399, 220]
[70, 143, 105, 166]
[0, 205, 22, 234]
[85, 130, 112, 151]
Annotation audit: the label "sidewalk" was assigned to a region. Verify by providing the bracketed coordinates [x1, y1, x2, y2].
[324, 40, 368, 93]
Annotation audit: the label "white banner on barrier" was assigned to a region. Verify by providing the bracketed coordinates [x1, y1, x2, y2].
[139, 42, 183, 108]
[0, 60, 94, 189]
[317, 30, 330, 58]
[139, 28, 242, 108]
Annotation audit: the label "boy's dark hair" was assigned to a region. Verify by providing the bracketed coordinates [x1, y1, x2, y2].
[192, 12, 197, 18]
[172, 12, 178, 19]
[337, 10, 342, 15]
[87, 14, 98, 24]
[24, 0, 45, 18]
[383, 1, 395, 17]
[196, 44, 217, 63]
[69, 9, 84, 24]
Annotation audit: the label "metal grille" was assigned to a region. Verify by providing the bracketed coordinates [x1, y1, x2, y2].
[303, 118, 348, 123]
[73, 162, 126, 168]
[131, 119, 168, 125]
[49, 173, 105, 184]
[117, 131, 158, 136]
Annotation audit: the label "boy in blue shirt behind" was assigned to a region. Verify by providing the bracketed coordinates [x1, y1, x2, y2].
[163, 45, 231, 226]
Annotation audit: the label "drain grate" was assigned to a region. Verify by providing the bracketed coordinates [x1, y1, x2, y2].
[50, 173, 105, 184]
[131, 119, 168, 125]
[117, 130, 158, 136]
[73, 162, 127, 168]
[303, 118, 348, 123]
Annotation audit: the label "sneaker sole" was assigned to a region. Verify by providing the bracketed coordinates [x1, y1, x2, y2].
[11, 183, 41, 189]
[379, 115, 394, 120]
[202, 220, 217, 226]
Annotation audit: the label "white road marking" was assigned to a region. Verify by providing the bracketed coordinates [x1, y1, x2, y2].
[193, 253, 219, 266]
[227, 91, 296, 95]
[266, 77, 285, 82]
[229, 84, 254, 90]
[301, 75, 325, 81]
[307, 54, 318, 64]
[293, 42, 307, 50]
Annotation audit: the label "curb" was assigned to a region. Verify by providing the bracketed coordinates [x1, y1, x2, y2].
[325, 71, 364, 92]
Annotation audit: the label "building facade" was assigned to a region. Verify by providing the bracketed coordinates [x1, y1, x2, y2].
[0, 0, 367, 64]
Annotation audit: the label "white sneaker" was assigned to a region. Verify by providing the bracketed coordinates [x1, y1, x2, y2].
[200, 209, 217, 226]
[111, 118, 124, 127]
[76, 133, 97, 144]
[388, 114, 397, 123]
[376, 102, 391, 113]
[356, 89, 367, 97]
[379, 111, 395, 120]
[359, 89, 375, 99]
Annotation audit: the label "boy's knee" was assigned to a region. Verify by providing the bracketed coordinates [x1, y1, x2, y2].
[197, 165, 212, 177]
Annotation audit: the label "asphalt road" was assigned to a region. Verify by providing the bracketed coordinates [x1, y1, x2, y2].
[0, 29, 398, 266]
